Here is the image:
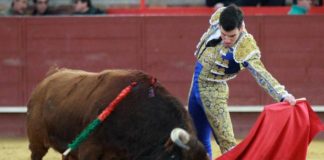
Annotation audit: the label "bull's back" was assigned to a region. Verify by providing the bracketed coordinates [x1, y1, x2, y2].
[28, 68, 137, 111]
[27, 68, 148, 152]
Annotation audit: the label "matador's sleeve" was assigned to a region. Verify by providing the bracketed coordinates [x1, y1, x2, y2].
[209, 7, 226, 25]
[235, 34, 289, 102]
[195, 7, 226, 57]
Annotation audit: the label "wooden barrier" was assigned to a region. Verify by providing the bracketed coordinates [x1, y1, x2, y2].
[0, 15, 324, 137]
[108, 6, 324, 15]
[1, 15, 324, 105]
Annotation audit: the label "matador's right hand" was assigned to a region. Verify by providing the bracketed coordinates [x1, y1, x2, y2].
[283, 94, 296, 106]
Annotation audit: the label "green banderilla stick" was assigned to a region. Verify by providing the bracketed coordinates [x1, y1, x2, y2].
[63, 82, 137, 156]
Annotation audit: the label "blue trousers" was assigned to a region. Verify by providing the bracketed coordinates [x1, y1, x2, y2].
[188, 62, 236, 158]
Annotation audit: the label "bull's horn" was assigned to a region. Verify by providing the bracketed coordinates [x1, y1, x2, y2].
[170, 128, 190, 150]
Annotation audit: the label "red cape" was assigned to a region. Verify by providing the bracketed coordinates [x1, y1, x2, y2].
[217, 100, 324, 160]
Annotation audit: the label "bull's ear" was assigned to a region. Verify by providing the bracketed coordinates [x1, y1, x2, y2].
[170, 128, 190, 150]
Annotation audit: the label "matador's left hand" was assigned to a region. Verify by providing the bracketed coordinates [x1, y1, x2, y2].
[283, 94, 296, 106]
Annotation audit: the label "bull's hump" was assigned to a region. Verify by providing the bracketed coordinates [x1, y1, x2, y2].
[45, 69, 145, 84]
[61, 69, 138, 76]
[100, 69, 144, 77]
[63, 69, 97, 75]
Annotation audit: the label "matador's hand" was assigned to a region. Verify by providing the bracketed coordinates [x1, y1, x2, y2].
[283, 94, 296, 106]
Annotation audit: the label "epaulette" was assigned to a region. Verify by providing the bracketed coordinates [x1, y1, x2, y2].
[209, 7, 226, 25]
[233, 33, 261, 63]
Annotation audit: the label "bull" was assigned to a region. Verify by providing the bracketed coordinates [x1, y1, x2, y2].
[27, 68, 208, 160]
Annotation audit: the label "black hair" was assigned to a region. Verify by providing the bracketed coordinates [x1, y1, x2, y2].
[33, 0, 49, 3]
[74, 0, 92, 8]
[219, 4, 244, 31]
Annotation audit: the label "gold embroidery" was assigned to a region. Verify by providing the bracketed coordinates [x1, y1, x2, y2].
[198, 81, 236, 153]
[209, 7, 226, 25]
[233, 33, 260, 63]
[246, 58, 288, 101]
[211, 67, 225, 75]
[215, 54, 229, 68]
[196, 7, 225, 57]
[198, 46, 238, 82]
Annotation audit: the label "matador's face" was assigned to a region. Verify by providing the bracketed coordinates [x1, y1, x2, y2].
[219, 26, 243, 48]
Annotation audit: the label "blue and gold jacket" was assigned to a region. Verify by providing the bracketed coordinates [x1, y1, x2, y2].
[194, 7, 289, 102]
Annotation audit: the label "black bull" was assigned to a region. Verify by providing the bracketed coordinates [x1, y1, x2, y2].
[27, 68, 208, 160]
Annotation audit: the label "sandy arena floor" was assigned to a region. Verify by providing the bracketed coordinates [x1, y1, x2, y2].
[0, 138, 323, 160]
